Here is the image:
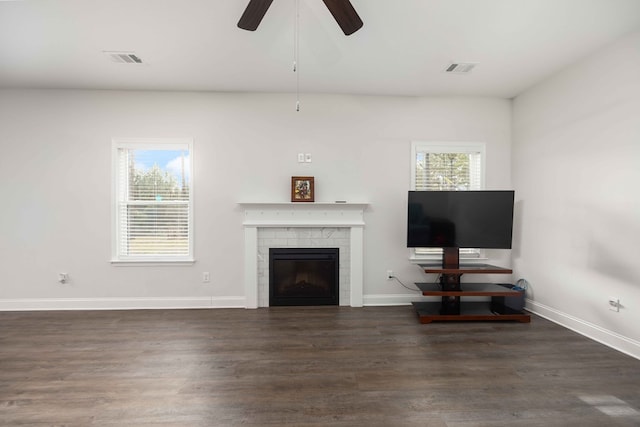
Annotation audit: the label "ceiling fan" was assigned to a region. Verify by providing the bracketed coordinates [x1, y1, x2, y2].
[238, 0, 363, 36]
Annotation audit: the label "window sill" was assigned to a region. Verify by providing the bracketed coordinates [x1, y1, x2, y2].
[409, 255, 488, 264]
[111, 259, 195, 267]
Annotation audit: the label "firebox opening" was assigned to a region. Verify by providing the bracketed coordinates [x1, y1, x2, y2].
[269, 248, 339, 306]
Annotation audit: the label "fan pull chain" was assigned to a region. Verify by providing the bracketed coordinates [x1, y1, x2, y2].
[294, 0, 300, 111]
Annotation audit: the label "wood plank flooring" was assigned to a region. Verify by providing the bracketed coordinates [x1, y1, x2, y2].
[1, 306, 639, 426]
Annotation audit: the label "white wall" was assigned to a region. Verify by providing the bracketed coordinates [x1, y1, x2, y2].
[0, 91, 512, 309]
[512, 31, 640, 358]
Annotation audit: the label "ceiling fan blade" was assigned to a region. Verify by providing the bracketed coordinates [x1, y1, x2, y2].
[321, 0, 363, 36]
[238, 0, 274, 31]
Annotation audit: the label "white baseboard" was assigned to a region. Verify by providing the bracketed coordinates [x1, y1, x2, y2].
[363, 294, 427, 306]
[526, 300, 640, 361]
[0, 296, 246, 311]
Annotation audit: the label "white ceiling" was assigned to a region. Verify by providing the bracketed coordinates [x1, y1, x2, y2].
[1, 0, 640, 98]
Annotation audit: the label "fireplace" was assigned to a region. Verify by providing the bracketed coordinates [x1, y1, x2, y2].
[241, 202, 367, 308]
[269, 248, 339, 306]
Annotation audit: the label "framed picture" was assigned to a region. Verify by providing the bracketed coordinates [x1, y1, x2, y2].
[291, 176, 314, 202]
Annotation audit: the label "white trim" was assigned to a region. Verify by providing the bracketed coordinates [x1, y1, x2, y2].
[241, 202, 367, 309]
[240, 202, 368, 228]
[110, 259, 195, 266]
[527, 300, 640, 361]
[0, 296, 246, 311]
[111, 137, 192, 150]
[239, 202, 369, 207]
[363, 294, 426, 306]
[409, 252, 488, 263]
[244, 219, 365, 227]
[244, 226, 259, 309]
[350, 226, 364, 307]
[111, 137, 194, 264]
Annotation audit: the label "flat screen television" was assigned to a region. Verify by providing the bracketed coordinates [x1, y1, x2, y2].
[407, 190, 514, 249]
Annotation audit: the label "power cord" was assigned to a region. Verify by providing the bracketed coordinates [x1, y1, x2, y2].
[389, 272, 442, 292]
[390, 275, 422, 292]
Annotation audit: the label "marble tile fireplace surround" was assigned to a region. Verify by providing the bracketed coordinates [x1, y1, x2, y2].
[240, 203, 367, 308]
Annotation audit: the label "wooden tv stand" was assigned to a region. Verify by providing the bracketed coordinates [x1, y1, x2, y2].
[411, 248, 530, 324]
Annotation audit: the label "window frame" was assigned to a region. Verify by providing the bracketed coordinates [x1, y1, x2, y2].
[409, 141, 486, 262]
[111, 137, 194, 265]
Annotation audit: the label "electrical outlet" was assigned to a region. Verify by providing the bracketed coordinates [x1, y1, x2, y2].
[202, 272, 211, 283]
[386, 270, 394, 280]
[608, 297, 620, 312]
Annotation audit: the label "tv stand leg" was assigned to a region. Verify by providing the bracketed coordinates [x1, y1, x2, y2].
[440, 273, 461, 315]
[439, 247, 462, 315]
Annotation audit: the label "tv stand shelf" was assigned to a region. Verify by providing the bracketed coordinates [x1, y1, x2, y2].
[419, 263, 514, 275]
[413, 260, 530, 324]
[415, 282, 521, 296]
[412, 301, 529, 322]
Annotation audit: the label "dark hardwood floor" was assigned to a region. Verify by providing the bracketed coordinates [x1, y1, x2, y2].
[1, 306, 639, 426]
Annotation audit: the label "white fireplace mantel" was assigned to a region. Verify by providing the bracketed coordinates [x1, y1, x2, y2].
[240, 202, 368, 308]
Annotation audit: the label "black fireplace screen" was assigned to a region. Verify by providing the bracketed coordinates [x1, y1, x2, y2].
[269, 248, 339, 306]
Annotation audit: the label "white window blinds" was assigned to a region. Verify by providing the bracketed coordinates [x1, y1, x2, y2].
[112, 139, 193, 262]
[412, 142, 484, 191]
[411, 141, 486, 258]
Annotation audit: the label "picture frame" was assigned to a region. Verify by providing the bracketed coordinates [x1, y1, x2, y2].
[291, 176, 314, 202]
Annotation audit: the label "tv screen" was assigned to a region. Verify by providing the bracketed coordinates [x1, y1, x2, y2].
[407, 190, 514, 249]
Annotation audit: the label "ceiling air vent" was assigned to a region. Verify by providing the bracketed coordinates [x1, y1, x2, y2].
[445, 62, 477, 73]
[103, 51, 143, 64]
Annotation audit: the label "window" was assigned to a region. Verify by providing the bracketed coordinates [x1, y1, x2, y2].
[112, 138, 193, 263]
[410, 141, 485, 259]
